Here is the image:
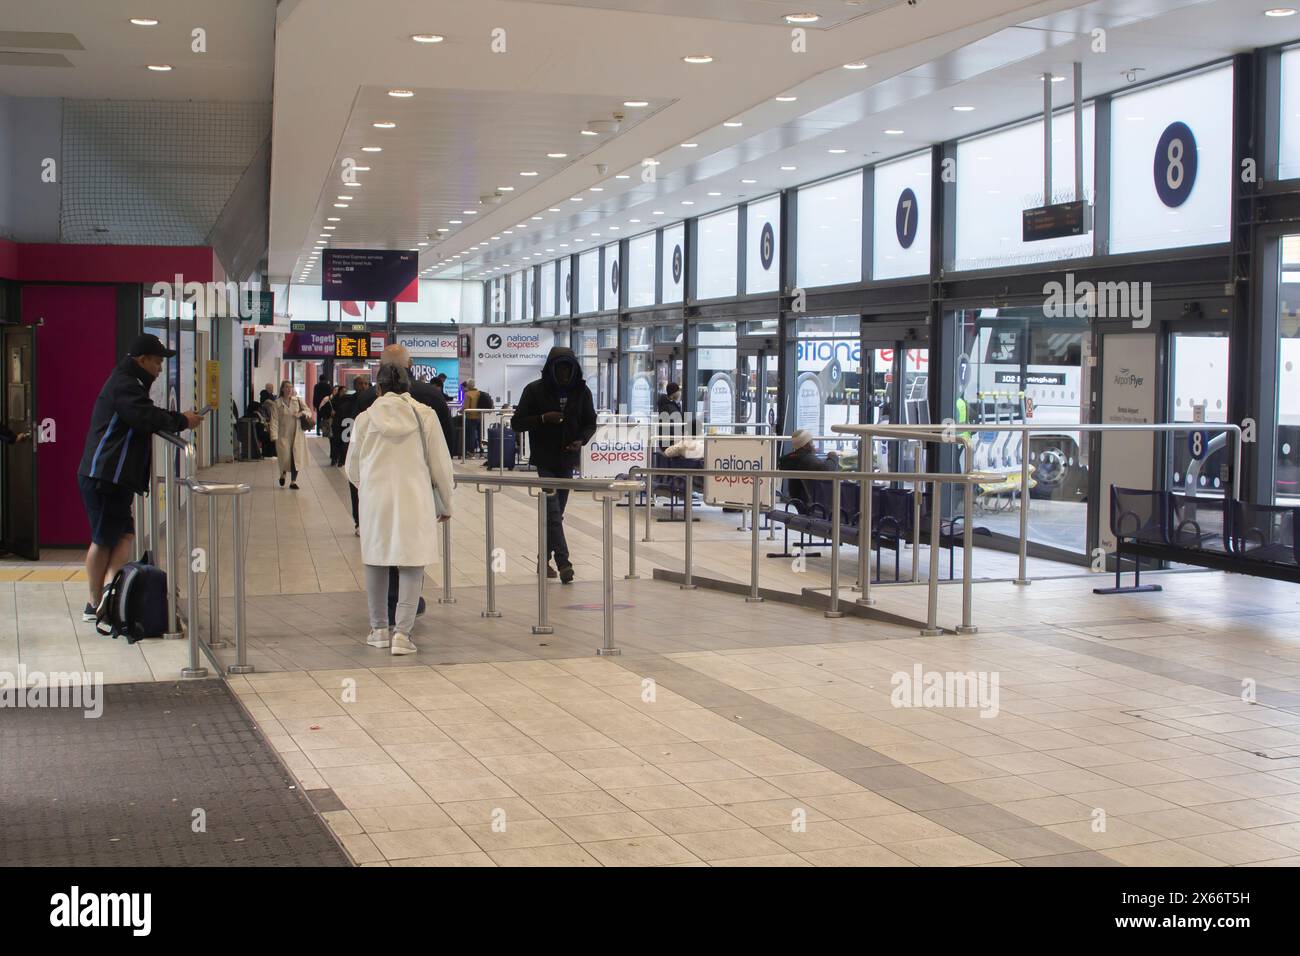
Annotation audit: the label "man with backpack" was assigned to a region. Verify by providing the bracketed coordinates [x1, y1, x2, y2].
[77, 333, 202, 622]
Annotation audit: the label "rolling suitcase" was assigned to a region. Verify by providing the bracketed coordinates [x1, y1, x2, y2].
[486, 424, 516, 470]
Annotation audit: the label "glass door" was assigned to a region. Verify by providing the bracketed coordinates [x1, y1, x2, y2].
[1168, 330, 1230, 498]
[860, 319, 929, 473]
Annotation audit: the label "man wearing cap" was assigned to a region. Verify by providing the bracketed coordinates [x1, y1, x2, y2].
[777, 429, 840, 506]
[77, 333, 203, 623]
[657, 382, 684, 449]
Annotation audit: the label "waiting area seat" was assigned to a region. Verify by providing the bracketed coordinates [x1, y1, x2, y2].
[1106, 487, 1300, 590]
[767, 478, 990, 581]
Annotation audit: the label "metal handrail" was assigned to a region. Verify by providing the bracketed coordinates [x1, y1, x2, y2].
[630, 464, 986, 635]
[183, 479, 253, 678]
[835, 421, 1243, 585]
[153, 431, 194, 641]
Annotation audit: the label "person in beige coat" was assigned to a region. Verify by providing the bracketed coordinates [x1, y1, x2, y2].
[267, 381, 312, 489]
[345, 362, 455, 655]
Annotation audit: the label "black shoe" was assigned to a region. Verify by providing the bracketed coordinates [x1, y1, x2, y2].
[82, 602, 97, 623]
[546, 564, 558, 579]
[279, 475, 286, 487]
[290, 482, 300, 490]
[558, 562, 575, 585]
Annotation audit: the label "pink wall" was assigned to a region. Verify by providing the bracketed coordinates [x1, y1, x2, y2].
[0, 241, 216, 284]
[23, 285, 120, 547]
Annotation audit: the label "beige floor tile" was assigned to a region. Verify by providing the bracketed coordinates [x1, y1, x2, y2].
[1193, 799, 1300, 829]
[553, 811, 663, 843]
[804, 790, 909, 820]
[350, 803, 456, 833]
[757, 820, 874, 853]
[712, 853, 814, 867]
[463, 818, 573, 851]
[841, 812, 957, 844]
[1118, 807, 1236, 840]
[998, 795, 1097, 826]
[798, 844, 916, 866]
[1043, 819, 1164, 851]
[609, 784, 714, 812]
[1100, 840, 1226, 867]
[438, 797, 545, 827]
[1176, 830, 1299, 865]
[581, 835, 700, 866]
[530, 790, 633, 818]
[672, 828, 789, 861]
[390, 851, 497, 867]
[637, 806, 750, 834]
[887, 835, 1008, 867]
[487, 844, 602, 867]
[369, 826, 480, 860]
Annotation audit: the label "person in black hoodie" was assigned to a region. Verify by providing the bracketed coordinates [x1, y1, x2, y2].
[656, 382, 684, 449]
[77, 333, 202, 621]
[511, 347, 597, 583]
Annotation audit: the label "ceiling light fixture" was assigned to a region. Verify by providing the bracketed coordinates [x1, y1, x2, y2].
[547, 152, 568, 159]
[723, 121, 743, 128]
[387, 88, 415, 97]
[953, 105, 976, 112]
[780, 165, 797, 171]
[373, 121, 396, 129]
[146, 64, 172, 71]
[361, 146, 382, 152]
[683, 54, 714, 64]
[775, 95, 798, 102]
[828, 148, 847, 154]
[681, 143, 698, 148]
[449, 219, 462, 224]
[333, 202, 349, 208]
[411, 33, 445, 42]
[615, 174, 630, 180]
[741, 179, 757, 184]
[884, 129, 904, 135]
[623, 100, 649, 108]
[843, 61, 868, 70]
[707, 191, 722, 197]
[129, 17, 159, 26]
[580, 129, 598, 137]
[337, 195, 353, 200]
[784, 13, 820, 24]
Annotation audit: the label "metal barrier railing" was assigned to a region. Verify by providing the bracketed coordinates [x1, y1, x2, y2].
[629, 463, 986, 636]
[450, 472, 641, 655]
[833, 421, 1242, 586]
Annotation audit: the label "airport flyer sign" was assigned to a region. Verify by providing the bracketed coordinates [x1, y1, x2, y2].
[703, 436, 774, 509]
[581, 423, 651, 479]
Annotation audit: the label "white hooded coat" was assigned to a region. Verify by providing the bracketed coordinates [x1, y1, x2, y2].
[266, 394, 312, 476]
[345, 391, 455, 567]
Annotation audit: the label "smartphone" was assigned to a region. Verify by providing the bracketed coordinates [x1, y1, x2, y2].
[199, 404, 217, 416]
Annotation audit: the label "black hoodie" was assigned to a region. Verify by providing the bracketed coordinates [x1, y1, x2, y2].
[511, 346, 597, 473]
[78, 356, 189, 494]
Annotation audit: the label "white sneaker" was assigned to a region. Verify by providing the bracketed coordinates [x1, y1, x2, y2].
[366, 627, 390, 648]
[390, 632, 416, 656]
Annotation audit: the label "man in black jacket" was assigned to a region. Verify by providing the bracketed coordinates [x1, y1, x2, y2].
[335, 374, 372, 529]
[657, 382, 684, 449]
[511, 347, 597, 583]
[777, 429, 840, 507]
[378, 344, 452, 445]
[77, 333, 202, 621]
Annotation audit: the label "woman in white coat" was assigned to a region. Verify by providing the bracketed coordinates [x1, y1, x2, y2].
[267, 381, 313, 489]
[345, 362, 455, 655]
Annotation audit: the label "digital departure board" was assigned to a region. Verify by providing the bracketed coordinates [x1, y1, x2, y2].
[321, 249, 419, 302]
[334, 333, 371, 359]
[1022, 201, 1093, 242]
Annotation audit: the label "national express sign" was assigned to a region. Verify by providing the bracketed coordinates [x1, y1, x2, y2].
[702, 436, 774, 509]
[581, 424, 650, 479]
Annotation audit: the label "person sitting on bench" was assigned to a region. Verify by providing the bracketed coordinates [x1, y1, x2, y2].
[778, 429, 840, 506]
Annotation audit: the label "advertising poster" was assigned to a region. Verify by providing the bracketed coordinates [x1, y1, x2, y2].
[321, 249, 419, 302]
[411, 357, 460, 395]
[581, 423, 650, 479]
[703, 435, 774, 508]
[796, 374, 822, 435]
[1098, 332, 1157, 554]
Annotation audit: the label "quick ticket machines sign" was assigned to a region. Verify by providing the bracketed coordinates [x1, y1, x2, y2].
[703, 436, 774, 508]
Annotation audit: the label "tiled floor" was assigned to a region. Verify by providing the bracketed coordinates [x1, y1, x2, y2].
[6, 436, 1300, 867]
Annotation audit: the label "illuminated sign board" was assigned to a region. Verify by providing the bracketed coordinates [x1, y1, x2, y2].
[334, 333, 371, 359]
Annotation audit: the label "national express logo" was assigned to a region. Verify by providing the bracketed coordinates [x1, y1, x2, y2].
[588, 439, 647, 464]
[712, 453, 764, 487]
[486, 333, 503, 350]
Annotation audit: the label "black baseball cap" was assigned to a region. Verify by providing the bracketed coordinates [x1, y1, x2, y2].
[127, 333, 176, 358]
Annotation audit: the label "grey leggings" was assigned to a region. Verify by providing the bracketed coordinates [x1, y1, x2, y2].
[364, 564, 424, 635]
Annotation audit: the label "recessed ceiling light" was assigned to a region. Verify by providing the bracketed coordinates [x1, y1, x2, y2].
[129, 17, 159, 26]
[741, 179, 757, 185]
[1266, 6, 1297, 14]
[629, 219, 641, 224]
[373, 121, 396, 129]
[437, 227, 449, 232]
[589, 186, 604, 192]
[327, 217, 341, 221]
[723, 121, 743, 128]
[615, 174, 630, 180]
[591, 231, 601, 236]
[449, 219, 462, 224]
[499, 186, 515, 191]
[780, 165, 797, 171]
[843, 61, 868, 70]
[531, 216, 543, 221]
[546, 248, 555, 252]
[624, 100, 649, 108]
[1041, 75, 1066, 82]
[570, 197, 583, 202]
[560, 243, 569, 248]
[333, 203, 349, 208]
[683, 54, 714, 64]
[352, 166, 370, 172]
[361, 146, 382, 152]
[323, 226, 336, 230]
[784, 13, 820, 24]
[708, 191, 722, 197]
[828, 148, 847, 154]
[652, 210, 665, 216]
[547, 152, 568, 159]
[411, 33, 445, 42]
[462, 210, 478, 215]
[681, 143, 698, 148]
[884, 129, 904, 135]
[337, 195, 353, 200]
[387, 88, 415, 97]
[146, 64, 172, 71]
[953, 105, 976, 112]
[775, 95, 798, 102]
[580, 129, 598, 137]
[608, 226, 620, 231]
[680, 200, 694, 206]
[548, 208, 561, 212]
[503, 230, 513, 234]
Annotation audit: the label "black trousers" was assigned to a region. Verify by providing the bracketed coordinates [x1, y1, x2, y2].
[349, 482, 359, 527]
[536, 465, 571, 566]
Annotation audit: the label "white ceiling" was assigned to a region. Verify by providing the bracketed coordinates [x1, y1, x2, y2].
[519, 0, 901, 28]
[0, 0, 273, 100]
[270, 0, 1090, 283]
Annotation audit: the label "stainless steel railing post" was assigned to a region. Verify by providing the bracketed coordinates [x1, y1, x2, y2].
[957, 477, 978, 635]
[746, 479, 763, 603]
[624, 489, 639, 580]
[856, 470, 874, 606]
[911, 442, 923, 583]
[922, 478, 943, 636]
[533, 489, 553, 635]
[206, 494, 227, 649]
[643, 470, 653, 543]
[826, 479, 844, 619]
[461, 410, 468, 462]
[481, 487, 502, 618]
[181, 471, 205, 679]
[1015, 425, 1031, 586]
[228, 492, 253, 674]
[163, 440, 182, 641]
[596, 493, 621, 657]
[681, 480, 697, 590]
[438, 518, 456, 605]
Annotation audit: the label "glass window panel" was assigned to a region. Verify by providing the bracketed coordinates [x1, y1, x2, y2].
[578, 249, 599, 313]
[661, 224, 685, 304]
[605, 241, 624, 309]
[539, 261, 556, 318]
[955, 105, 1095, 271]
[745, 195, 781, 295]
[559, 256, 573, 316]
[1281, 50, 1300, 180]
[627, 235, 653, 307]
[872, 152, 931, 280]
[796, 172, 862, 288]
[1109, 67, 1232, 255]
[510, 271, 523, 322]
[691, 321, 736, 429]
[695, 207, 738, 300]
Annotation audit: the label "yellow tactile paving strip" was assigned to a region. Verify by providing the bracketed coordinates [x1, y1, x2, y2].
[0, 568, 87, 582]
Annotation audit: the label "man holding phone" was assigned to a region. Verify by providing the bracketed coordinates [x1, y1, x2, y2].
[77, 333, 202, 622]
[511, 347, 597, 583]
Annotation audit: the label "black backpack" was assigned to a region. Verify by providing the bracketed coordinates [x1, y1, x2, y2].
[95, 552, 169, 644]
